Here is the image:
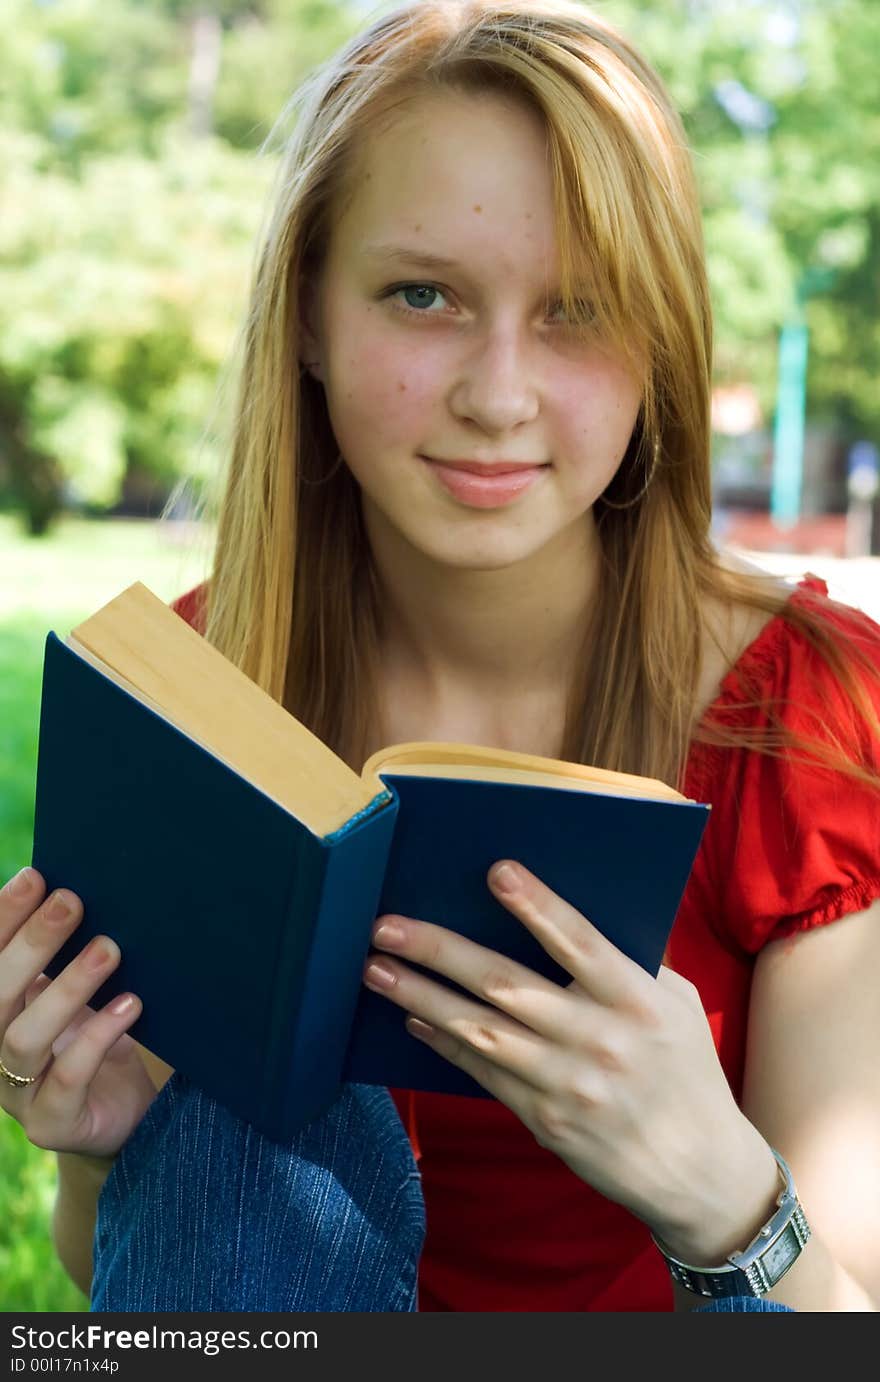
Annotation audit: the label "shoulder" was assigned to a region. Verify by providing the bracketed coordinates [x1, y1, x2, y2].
[698, 549, 880, 722]
[690, 554, 880, 955]
[170, 581, 209, 636]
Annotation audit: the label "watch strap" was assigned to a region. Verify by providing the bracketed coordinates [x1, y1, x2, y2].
[651, 1148, 811, 1298]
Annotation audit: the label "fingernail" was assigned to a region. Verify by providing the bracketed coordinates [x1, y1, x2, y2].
[8, 867, 36, 899]
[491, 862, 518, 894]
[364, 959, 397, 990]
[85, 937, 115, 970]
[109, 993, 136, 1016]
[372, 919, 405, 947]
[406, 1017, 436, 1041]
[46, 890, 74, 923]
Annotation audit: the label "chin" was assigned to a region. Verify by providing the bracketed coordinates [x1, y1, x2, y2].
[417, 531, 550, 572]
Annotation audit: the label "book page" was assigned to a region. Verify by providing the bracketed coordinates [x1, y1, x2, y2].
[362, 742, 688, 802]
[376, 761, 685, 801]
[67, 583, 384, 836]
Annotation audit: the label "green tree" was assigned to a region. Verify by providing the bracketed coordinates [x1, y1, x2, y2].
[609, 0, 880, 439]
[0, 127, 273, 530]
[0, 0, 363, 534]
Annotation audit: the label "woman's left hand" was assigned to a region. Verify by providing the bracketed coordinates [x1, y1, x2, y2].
[363, 859, 778, 1259]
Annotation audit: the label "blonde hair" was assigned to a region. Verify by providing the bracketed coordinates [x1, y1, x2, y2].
[172, 0, 879, 795]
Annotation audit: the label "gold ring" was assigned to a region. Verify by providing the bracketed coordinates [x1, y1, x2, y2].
[0, 1057, 40, 1089]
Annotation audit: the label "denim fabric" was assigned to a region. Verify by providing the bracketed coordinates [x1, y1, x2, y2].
[91, 1073, 795, 1314]
[91, 1072, 425, 1312]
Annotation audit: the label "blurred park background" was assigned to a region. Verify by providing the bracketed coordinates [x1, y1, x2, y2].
[1, 0, 879, 1311]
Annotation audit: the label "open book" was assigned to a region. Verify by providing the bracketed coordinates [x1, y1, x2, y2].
[33, 582, 709, 1142]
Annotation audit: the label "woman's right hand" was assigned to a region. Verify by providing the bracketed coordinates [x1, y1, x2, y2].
[0, 866, 157, 1159]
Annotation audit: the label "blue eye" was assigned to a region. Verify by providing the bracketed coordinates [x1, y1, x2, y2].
[389, 284, 449, 316]
[384, 283, 596, 328]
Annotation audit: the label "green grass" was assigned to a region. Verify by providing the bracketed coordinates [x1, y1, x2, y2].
[0, 513, 213, 1312]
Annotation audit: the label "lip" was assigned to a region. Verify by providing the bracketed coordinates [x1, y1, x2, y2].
[425, 459, 548, 475]
[421, 457, 549, 509]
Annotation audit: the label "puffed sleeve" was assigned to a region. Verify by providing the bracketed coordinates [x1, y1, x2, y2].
[697, 583, 880, 954]
[170, 581, 208, 636]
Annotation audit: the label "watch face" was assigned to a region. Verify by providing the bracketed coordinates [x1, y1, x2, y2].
[762, 1225, 801, 1284]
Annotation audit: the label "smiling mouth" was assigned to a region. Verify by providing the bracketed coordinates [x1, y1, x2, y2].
[420, 457, 549, 509]
[423, 458, 550, 475]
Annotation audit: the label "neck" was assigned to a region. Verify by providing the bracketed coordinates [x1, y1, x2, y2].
[364, 503, 599, 705]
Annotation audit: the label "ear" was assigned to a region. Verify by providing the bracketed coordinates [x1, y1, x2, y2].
[298, 274, 324, 382]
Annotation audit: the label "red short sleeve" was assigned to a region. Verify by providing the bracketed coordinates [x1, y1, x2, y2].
[694, 580, 880, 954]
[170, 581, 209, 636]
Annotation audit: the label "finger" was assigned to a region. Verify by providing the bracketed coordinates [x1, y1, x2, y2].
[34, 992, 143, 1130]
[102, 1027, 141, 1065]
[364, 950, 549, 1089]
[0, 889, 84, 1028]
[24, 973, 52, 1007]
[369, 913, 581, 1044]
[2, 936, 121, 1086]
[403, 1014, 536, 1109]
[486, 861, 649, 1007]
[0, 867, 47, 948]
[52, 1007, 95, 1058]
[26, 978, 97, 1052]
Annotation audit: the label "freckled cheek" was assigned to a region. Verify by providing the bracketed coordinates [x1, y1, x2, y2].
[556, 375, 641, 488]
[333, 344, 441, 440]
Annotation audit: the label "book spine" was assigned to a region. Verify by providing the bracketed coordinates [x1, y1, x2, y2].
[259, 790, 399, 1142]
[325, 787, 394, 841]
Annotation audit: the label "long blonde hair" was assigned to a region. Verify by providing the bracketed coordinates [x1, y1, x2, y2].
[173, 0, 879, 795]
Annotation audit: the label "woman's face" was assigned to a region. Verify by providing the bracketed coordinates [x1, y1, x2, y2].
[302, 87, 643, 572]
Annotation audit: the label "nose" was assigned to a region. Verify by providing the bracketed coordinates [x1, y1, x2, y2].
[448, 321, 540, 435]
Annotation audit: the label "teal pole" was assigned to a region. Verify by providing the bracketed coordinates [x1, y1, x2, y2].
[771, 318, 808, 526]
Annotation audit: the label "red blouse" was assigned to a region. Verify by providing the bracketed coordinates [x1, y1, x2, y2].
[171, 575, 880, 1312]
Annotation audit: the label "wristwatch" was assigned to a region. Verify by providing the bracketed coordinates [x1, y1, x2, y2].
[651, 1149, 811, 1298]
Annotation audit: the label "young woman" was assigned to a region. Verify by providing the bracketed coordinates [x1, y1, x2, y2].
[1, 0, 878, 1313]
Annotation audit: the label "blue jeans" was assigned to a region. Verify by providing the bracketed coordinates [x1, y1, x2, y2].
[91, 1073, 793, 1313]
[91, 1073, 424, 1311]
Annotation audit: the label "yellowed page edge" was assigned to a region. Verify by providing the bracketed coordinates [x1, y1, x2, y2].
[374, 761, 687, 800]
[362, 741, 686, 802]
[135, 1042, 175, 1094]
[66, 633, 337, 824]
[69, 582, 377, 836]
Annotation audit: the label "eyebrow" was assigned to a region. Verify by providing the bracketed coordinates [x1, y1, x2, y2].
[361, 243, 466, 271]
[361, 243, 569, 294]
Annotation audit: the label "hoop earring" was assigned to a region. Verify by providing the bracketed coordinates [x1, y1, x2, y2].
[299, 450, 347, 487]
[600, 436, 661, 511]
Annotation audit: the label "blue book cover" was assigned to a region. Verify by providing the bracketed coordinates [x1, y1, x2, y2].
[344, 772, 708, 1096]
[33, 618, 709, 1144]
